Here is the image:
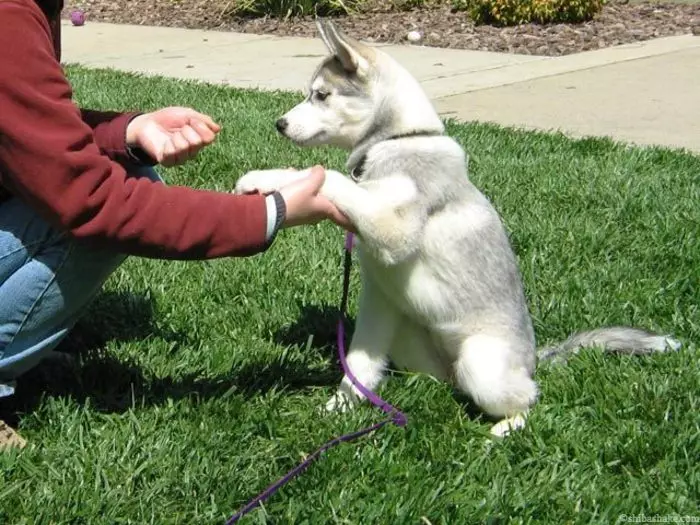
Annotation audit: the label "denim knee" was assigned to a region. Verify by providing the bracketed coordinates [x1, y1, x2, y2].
[0, 166, 162, 395]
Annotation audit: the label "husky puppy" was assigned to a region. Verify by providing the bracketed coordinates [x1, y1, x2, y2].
[235, 20, 680, 436]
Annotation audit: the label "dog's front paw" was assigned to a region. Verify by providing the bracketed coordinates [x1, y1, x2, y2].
[489, 414, 527, 438]
[234, 169, 306, 195]
[234, 170, 281, 195]
[324, 390, 356, 413]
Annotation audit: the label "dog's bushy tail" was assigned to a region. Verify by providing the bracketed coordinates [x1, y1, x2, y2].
[537, 326, 682, 364]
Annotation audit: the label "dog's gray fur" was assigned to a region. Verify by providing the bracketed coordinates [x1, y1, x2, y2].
[235, 19, 681, 436]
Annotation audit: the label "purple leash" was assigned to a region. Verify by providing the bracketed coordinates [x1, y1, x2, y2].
[225, 232, 407, 524]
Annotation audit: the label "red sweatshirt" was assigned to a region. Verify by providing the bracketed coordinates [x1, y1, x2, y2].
[0, 0, 276, 260]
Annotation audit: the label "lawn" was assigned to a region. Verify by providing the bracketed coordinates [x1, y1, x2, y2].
[1, 65, 699, 525]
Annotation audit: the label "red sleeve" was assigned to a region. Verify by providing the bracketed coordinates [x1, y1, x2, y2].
[0, 2, 271, 260]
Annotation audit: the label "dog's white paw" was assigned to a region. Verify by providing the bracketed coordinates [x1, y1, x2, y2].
[662, 337, 682, 352]
[489, 413, 527, 438]
[324, 390, 356, 413]
[234, 170, 282, 195]
[234, 169, 305, 195]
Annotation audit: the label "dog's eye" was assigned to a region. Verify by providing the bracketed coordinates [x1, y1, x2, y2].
[314, 91, 330, 102]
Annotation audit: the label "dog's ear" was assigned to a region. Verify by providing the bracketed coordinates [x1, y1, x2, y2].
[315, 18, 369, 76]
[316, 18, 337, 55]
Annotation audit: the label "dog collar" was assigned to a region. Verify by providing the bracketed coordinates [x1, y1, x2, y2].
[349, 130, 443, 182]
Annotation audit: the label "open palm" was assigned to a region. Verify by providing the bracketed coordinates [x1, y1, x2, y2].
[126, 107, 221, 167]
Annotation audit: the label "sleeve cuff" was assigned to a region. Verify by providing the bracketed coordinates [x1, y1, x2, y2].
[126, 144, 158, 167]
[82, 110, 157, 167]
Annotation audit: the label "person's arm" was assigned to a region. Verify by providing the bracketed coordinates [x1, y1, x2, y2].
[0, 1, 275, 260]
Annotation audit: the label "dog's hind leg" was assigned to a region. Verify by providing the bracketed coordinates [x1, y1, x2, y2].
[389, 321, 450, 382]
[326, 276, 400, 413]
[453, 334, 538, 437]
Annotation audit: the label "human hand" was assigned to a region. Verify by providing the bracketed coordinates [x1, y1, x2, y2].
[126, 107, 221, 167]
[278, 166, 355, 232]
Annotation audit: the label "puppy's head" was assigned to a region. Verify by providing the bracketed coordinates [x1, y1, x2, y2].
[275, 19, 381, 150]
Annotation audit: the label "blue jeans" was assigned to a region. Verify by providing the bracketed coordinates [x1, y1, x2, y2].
[0, 166, 161, 398]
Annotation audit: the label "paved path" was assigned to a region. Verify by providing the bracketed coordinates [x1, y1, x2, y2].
[61, 21, 700, 153]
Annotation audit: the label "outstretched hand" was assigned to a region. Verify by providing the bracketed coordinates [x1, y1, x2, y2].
[126, 107, 221, 167]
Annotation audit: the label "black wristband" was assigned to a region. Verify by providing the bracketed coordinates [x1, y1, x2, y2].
[271, 191, 286, 236]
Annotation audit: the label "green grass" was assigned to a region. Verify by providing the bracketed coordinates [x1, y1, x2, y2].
[1, 65, 699, 524]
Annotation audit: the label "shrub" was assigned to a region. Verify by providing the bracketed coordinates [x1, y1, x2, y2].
[228, 0, 365, 18]
[451, 0, 605, 26]
[389, 0, 442, 10]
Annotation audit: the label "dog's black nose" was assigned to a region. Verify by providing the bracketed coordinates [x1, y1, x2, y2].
[275, 118, 288, 134]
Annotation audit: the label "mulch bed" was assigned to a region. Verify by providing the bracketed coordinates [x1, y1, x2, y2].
[63, 1, 700, 56]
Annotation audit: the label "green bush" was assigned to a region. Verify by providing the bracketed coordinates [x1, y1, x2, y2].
[228, 0, 365, 17]
[451, 0, 605, 26]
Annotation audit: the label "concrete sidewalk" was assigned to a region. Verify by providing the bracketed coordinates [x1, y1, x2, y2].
[61, 21, 700, 153]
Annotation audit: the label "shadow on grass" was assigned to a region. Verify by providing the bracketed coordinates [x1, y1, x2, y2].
[274, 302, 486, 423]
[1, 297, 485, 426]
[273, 302, 353, 356]
[0, 296, 346, 426]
